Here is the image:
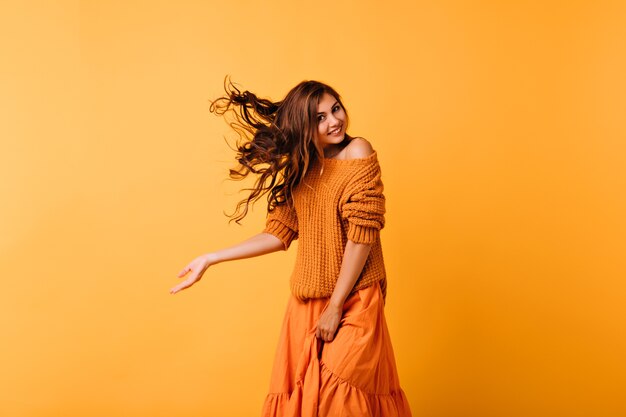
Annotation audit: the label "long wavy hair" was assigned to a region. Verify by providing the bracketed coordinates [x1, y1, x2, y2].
[209, 75, 355, 225]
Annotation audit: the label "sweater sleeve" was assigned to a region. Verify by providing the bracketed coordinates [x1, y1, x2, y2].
[262, 200, 299, 250]
[340, 159, 386, 244]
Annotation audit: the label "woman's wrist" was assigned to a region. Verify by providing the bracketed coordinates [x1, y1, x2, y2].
[205, 252, 220, 265]
[328, 297, 345, 310]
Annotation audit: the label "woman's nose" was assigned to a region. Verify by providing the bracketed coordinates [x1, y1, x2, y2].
[327, 114, 339, 126]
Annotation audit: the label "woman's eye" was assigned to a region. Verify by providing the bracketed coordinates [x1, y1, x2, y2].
[318, 106, 340, 122]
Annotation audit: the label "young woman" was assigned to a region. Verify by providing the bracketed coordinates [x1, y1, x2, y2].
[170, 77, 412, 417]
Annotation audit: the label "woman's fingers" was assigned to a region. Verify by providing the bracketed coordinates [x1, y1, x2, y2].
[170, 283, 183, 294]
[177, 266, 191, 278]
[171, 256, 214, 294]
[170, 282, 188, 294]
[324, 329, 334, 342]
[315, 323, 336, 342]
[171, 267, 192, 294]
[170, 275, 197, 294]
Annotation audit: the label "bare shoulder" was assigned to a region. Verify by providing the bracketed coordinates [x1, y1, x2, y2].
[345, 137, 375, 160]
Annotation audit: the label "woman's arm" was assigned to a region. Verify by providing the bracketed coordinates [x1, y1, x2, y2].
[210, 232, 286, 265]
[315, 240, 372, 341]
[170, 232, 285, 294]
[329, 240, 372, 309]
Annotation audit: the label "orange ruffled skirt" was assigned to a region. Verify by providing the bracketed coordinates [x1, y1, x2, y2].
[262, 282, 412, 417]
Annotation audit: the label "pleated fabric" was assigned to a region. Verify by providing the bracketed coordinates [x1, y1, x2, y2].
[261, 282, 412, 417]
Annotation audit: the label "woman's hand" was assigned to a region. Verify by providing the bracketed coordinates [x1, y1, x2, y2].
[315, 303, 343, 342]
[170, 253, 216, 294]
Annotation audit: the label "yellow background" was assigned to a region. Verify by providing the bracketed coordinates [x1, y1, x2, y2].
[1, 1, 625, 416]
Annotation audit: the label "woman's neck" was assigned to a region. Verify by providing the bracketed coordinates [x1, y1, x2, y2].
[323, 138, 351, 159]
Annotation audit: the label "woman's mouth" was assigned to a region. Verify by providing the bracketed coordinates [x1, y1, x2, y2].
[329, 126, 342, 136]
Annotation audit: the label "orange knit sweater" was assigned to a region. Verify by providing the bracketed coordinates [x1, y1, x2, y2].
[262, 150, 387, 303]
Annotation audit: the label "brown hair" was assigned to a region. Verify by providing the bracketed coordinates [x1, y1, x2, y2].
[209, 75, 355, 225]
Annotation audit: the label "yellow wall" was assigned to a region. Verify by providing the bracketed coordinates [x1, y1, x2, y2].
[1, 1, 625, 416]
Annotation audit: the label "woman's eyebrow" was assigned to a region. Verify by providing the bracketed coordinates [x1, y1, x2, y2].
[317, 101, 339, 115]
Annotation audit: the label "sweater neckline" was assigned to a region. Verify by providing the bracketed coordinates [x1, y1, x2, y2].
[319, 150, 378, 166]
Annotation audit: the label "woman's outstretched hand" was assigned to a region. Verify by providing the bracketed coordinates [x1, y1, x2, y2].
[170, 254, 216, 294]
[316, 303, 343, 342]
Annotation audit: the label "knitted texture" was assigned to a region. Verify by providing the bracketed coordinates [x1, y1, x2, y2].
[263, 150, 387, 303]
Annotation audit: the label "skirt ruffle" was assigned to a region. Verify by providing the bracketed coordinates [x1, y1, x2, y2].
[261, 282, 412, 417]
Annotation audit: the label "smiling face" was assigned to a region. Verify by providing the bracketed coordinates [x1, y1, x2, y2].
[316, 92, 347, 149]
